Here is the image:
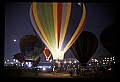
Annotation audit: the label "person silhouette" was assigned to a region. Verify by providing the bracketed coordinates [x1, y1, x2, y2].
[70, 67, 74, 77]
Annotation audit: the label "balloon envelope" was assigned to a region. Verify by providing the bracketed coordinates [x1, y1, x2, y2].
[19, 35, 45, 61]
[32, 57, 40, 67]
[100, 23, 117, 56]
[13, 53, 25, 63]
[30, 2, 86, 60]
[70, 31, 98, 66]
[43, 47, 52, 61]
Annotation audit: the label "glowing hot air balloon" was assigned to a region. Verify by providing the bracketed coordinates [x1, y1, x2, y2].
[30, 2, 86, 60]
[43, 47, 52, 61]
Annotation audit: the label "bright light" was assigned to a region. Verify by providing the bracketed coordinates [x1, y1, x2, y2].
[28, 62, 32, 67]
[64, 61, 66, 64]
[50, 59, 52, 62]
[37, 66, 42, 68]
[51, 49, 64, 60]
[78, 3, 81, 6]
[73, 65, 75, 67]
[114, 62, 115, 64]
[7, 60, 9, 62]
[105, 57, 106, 59]
[16, 60, 18, 62]
[69, 61, 71, 63]
[74, 60, 76, 63]
[5, 61, 6, 63]
[92, 59, 94, 60]
[43, 68, 46, 71]
[53, 68, 54, 71]
[14, 39, 16, 42]
[22, 63, 24, 66]
[89, 64, 91, 65]
[95, 59, 98, 62]
[95, 59, 97, 62]
[13, 59, 16, 61]
[108, 68, 111, 70]
[37, 69, 39, 70]
[46, 58, 49, 61]
[103, 63, 105, 64]
[11, 62, 13, 64]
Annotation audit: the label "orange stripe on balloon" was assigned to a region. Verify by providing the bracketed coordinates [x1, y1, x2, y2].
[57, 3, 62, 49]
[44, 48, 48, 58]
[68, 18, 86, 50]
[65, 14, 86, 53]
[32, 2, 52, 52]
[64, 4, 86, 53]
[45, 49, 49, 57]
[32, 5, 45, 45]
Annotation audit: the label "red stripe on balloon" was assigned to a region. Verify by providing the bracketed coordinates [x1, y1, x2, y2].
[32, 4, 48, 49]
[57, 3, 62, 49]
[45, 48, 49, 57]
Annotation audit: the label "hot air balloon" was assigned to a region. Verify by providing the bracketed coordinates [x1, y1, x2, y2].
[100, 24, 117, 78]
[70, 31, 98, 66]
[13, 53, 25, 65]
[32, 57, 40, 67]
[19, 35, 45, 62]
[30, 2, 86, 60]
[100, 23, 117, 56]
[43, 47, 52, 61]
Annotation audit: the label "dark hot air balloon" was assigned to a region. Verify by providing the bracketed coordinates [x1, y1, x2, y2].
[13, 53, 25, 65]
[70, 31, 98, 66]
[100, 23, 117, 56]
[100, 23, 117, 77]
[19, 35, 45, 62]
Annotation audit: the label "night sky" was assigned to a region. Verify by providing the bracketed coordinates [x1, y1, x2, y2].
[5, 2, 117, 62]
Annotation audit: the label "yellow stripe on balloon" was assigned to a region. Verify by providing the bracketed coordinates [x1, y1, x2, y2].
[48, 53, 52, 59]
[43, 50, 47, 58]
[59, 3, 71, 50]
[72, 45, 79, 59]
[53, 2, 58, 50]
[64, 3, 86, 53]
[32, 2, 52, 52]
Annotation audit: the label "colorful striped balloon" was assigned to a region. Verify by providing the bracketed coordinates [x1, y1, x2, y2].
[30, 2, 86, 60]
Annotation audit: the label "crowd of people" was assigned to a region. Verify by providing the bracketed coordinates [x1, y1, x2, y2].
[68, 65, 115, 78]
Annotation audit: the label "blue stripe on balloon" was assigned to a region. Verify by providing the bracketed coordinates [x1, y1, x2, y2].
[61, 3, 83, 50]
